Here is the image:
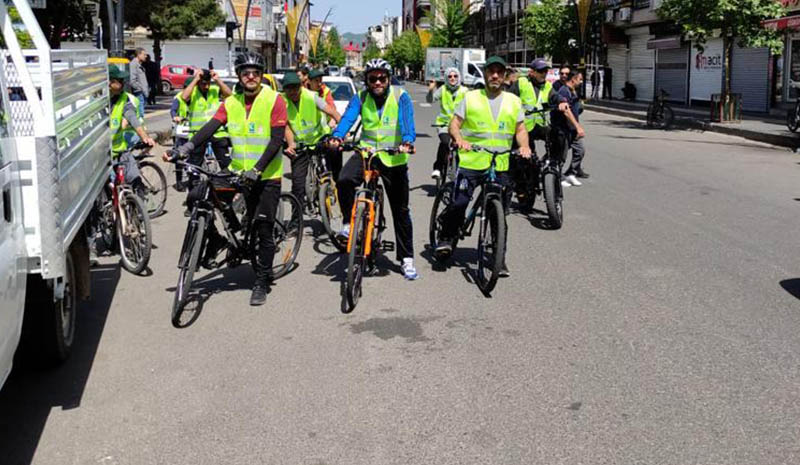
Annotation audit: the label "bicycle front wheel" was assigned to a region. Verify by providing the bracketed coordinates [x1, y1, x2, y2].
[270, 193, 304, 279]
[543, 171, 563, 229]
[138, 161, 168, 218]
[172, 214, 206, 326]
[345, 202, 368, 312]
[788, 107, 800, 132]
[661, 106, 674, 129]
[319, 179, 345, 251]
[429, 182, 454, 254]
[117, 191, 152, 274]
[475, 197, 505, 294]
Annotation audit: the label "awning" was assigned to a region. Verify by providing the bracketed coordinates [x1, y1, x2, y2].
[762, 15, 800, 31]
[647, 37, 682, 50]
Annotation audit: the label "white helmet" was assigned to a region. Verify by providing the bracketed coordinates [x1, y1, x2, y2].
[364, 58, 392, 76]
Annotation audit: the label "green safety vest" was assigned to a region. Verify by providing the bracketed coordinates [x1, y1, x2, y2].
[284, 87, 325, 145]
[188, 84, 228, 138]
[359, 86, 408, 167]
[518, 77, 552, 131]
[434, 85, 467, 127]
[459, 89, 521, 172]
[321, 86, 333, 135]
[225, 86, 281, 180]
[110, 91, 142, 157]
[174, 93, 188, 119]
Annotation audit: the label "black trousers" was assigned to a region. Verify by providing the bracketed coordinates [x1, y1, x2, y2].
[324, 146, 343, 182]
[337, 154, 414, 261]
[434, 133, 451, 172]
[440, 168, 510, 241]
[246, 180, 281, 280]
[289, 151, 311, 208]
[184, 137, 231, 187]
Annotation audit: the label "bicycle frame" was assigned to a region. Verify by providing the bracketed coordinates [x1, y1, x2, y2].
[346, 148, 383, 257]
[460, 148, 515, 239]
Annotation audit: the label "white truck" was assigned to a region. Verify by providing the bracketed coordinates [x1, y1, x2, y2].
[424, 47, 486, 88]
[0, 0, 110, 387]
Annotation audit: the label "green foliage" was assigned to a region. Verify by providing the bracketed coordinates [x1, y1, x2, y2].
[325, 27, 346, 67]
[362, 37, 382, 62]
[426, 0, 470, 48]
[658, 0, 785, 53]
[1, 7, 33, 49]
[384, 30, 425, 71]
[125, 0, 225, 41]
[33, 0, 93, 48]
[521, 0, 578, 62]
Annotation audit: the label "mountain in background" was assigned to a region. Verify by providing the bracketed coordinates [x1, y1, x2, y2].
[340, 32, 366, 46]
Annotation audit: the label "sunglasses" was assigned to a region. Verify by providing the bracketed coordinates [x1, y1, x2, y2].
[447, 74, 458, 78]
[239, 69, 261, 78]
[368, 75, 388, 84]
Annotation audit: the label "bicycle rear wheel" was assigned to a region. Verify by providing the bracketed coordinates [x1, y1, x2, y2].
[172, 214, 205, 326]
[476, 197, 505, 294]
[117, 191, 152, 274]
[787, 106, 800, 132]
[661, 106, 674, 129]
[138, 160, 168, 218]
[270, 193, 303, 279]
[345, 202, 368, 312]
[543, 171, 563, 229]
[319, 179, 345, 251]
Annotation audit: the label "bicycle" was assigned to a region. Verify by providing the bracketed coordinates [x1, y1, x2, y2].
[167, 158, 303, 325]
[429, 146, 519, 294]
[90, 144, 153, 275]
[341, 143, 413, 312]
[431, 123, 458, 193]
[133, 148, 168, 218]
[294, 142, 345, 250]
[646, 89, 674, 129]
[787, 99, 800, 133]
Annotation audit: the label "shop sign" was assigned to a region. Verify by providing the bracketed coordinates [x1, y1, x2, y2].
[690, 38, 723, 101]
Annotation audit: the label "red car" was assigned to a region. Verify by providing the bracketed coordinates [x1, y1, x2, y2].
[160, 64, 196, 93]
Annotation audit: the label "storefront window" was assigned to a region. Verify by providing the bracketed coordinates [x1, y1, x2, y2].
[789, 39, 800, 100]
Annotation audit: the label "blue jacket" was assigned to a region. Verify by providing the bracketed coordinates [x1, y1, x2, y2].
[332, 88, 416, 144]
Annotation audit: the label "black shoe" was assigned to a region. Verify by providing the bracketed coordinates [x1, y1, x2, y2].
[435, 239, 453, 258]
[575, 170, 590, 179]
[184, 208, 191, 217]
[498, 263, 510, 278]
[202, 232, 227, 268]
[250, 282, 268, 306]
[174, 182, 187, 193]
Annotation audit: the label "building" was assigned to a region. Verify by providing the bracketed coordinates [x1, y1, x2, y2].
[367, 13, 402, 51]
[484, 0, 536, 67]
[344, 42, 364, 69]
[764, 1, 800, 107]
[403, 0, 432, 31]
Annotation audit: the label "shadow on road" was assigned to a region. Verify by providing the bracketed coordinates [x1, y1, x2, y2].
[0, 263, 121, 465]
[410, 183, 438, 197]
[780, 279, 800, 300]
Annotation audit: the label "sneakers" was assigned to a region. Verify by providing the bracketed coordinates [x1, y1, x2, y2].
[561, 179, 572, 187]
[434, 239, 453, 258]
[565, 174, 582, 186]
[336, 223, 351, 244]
[575, 169, 590, 179]
[498, 262, 510, 278]
[249, 282, 268, 306]
[431, 169, 441, 180]
[401, 258, 419, 281]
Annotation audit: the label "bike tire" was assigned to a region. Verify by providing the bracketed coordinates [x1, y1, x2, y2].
[270, 193, 304, 279]
[543, 171, 563, 229]
[429, 182, 453, 254]
[117, 191, 152, 274]
[345, 202, 368, 312]
[787, 109, 799, 133]
[138, 160, 168, 218]
[172, 214, 205, 327]
[476, 197, 505, 294]
[305, 166, 318, 214]
[319, 179, 346, 251]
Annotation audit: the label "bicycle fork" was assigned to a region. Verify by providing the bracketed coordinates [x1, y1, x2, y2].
[347, 195, 376, 255]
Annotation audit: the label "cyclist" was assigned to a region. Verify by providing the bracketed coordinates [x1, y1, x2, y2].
[171, 77, 192, 192]
[435, 56, 532, 277]
[281, 71, 342, 209]
[180, 68, 234, 174]
[306, 68, 342, 179]
[327, 58, 419, 281]
[109, 66, 155, 186]
[165, 52, 289, 306]
[426, 67, 467, 181]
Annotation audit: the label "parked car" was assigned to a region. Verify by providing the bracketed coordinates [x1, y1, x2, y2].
[326, 66, 341, 77]
[323, 76, 356, 115]
[160, 64, 196, 93]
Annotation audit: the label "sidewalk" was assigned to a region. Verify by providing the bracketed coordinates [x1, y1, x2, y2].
[583, 98, 798, 150]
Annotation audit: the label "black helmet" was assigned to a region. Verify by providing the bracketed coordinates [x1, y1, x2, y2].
[234, 52, 265, 74]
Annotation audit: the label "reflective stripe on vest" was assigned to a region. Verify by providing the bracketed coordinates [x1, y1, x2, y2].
[188, 85, 228, 138]
[435, 86, 467, 127]
[284, 87, 325, 144]
[110, 92, 140, 156]
[225, 86, 280, 180]
[459, 89, 521, 172]
[519, 77, 551, 131]
[359, 86, 407, 167]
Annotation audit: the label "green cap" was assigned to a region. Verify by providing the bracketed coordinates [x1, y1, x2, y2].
[484, 56, 508, 70]
[282, 71, 302, 86]
[308, 68, 324, 79]
[183, 76, 194, 88]
[109, 67, 129, 81]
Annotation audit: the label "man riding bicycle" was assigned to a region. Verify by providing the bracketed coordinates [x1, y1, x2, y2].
[427, 67, 467, 181]
[327, 58, 419, 281]
[109, 66, 155, 185]
[180, 67, 234, 176]
[306, 68, 342, 179]
[165, 52, 289, 306]
[282, 71, 341, 209]
[435, 56, 532, 277]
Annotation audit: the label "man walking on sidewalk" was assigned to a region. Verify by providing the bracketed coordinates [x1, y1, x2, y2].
[130, 48, 149, 117]
[550, 70, 588, 187]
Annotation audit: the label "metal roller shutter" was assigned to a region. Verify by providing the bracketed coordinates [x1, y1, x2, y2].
[629, 29, 654, 101]
[731, 44, 770, 113]
[655, 46, 688, 103]
[607, 43, 628, 100]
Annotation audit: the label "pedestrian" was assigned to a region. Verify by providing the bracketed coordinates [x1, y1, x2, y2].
[129, 48, 149, 116]
[590, 69, 600, 99]
[603, 64, 613, 99]
[549, 69, 588, 187]
[553, 65, 570, 92]
[144, 54, 159, 105]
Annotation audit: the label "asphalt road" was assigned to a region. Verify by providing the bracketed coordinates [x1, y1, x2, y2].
[3, 83, 800, 464]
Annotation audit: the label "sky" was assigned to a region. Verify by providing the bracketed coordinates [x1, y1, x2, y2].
[305, 0, 401, 35]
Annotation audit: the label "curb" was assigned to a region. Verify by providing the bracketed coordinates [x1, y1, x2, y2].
[584, 103, 797, 150]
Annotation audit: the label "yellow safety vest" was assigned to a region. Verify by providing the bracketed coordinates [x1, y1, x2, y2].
[359, 86, 408, 167]
[459, 89, 521, 172]
[225, 86, 281, 180]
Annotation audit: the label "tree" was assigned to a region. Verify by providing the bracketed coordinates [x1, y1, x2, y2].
[33, 0, 93, 48]
[658, 0, 785, 96]
[363, 36, 382, 62]
[384, 30, 424, 74]
[521, 0, 579, 63]
[122, 0, 225, 70]
[325, 27, 346, 67]
[426, 0, 471, 48]
[1, 7, 33, 49]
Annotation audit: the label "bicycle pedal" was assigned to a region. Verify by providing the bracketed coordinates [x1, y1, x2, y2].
[381, 240, 395, 252]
